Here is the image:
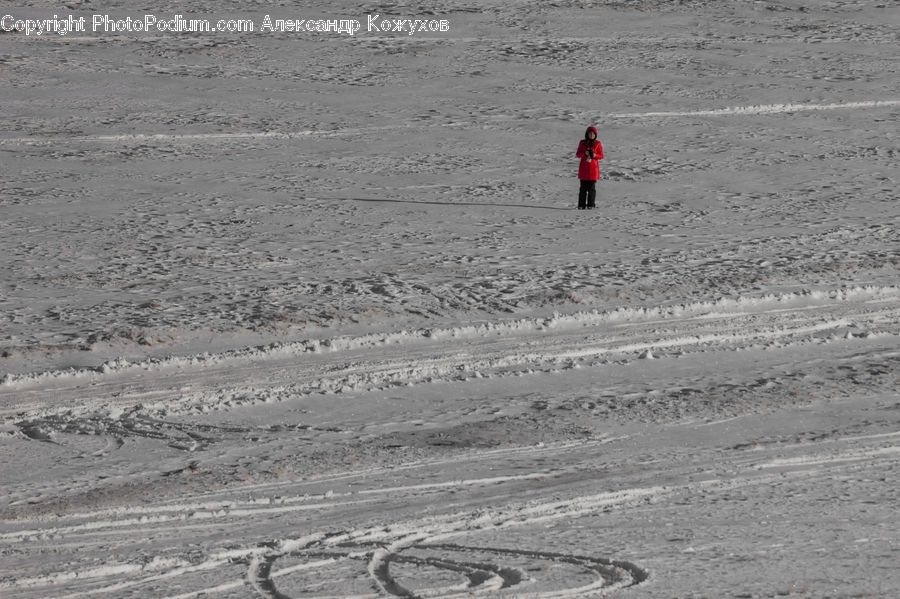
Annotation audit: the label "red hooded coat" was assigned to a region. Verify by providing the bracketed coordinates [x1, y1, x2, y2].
[576, 126, 603, 181]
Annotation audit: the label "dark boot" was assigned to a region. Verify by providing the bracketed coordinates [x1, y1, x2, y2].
[578, 180, 590, 209]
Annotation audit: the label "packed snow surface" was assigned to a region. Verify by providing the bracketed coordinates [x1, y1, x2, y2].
[2, 0, 899, 597]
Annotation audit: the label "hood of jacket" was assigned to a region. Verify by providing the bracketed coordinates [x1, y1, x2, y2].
[584, 126, 597, 140]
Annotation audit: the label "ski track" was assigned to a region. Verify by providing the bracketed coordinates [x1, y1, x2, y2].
[2, 99, 898, 145]
[607, 99, 900, 119]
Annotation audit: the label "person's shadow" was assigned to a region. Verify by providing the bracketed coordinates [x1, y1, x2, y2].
[335, 197, 572, 211]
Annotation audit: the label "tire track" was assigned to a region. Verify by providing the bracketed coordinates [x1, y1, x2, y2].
[2, 484, 660, 598]
[4, 410, 899, 599]
[218, 486, 664, 599]
[4, 286, 897, 426]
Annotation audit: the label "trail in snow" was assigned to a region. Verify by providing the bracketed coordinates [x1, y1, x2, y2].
[3, 413, 898, 599]
[2, 99, 897, 145]
[608, 99, 900, 119]
[4, 285, 897, 422]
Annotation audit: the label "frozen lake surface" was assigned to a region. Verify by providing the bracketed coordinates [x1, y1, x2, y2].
[2, 0, 899, 597]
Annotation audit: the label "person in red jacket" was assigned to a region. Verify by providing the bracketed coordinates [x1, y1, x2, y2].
[576, 126, 603, 209]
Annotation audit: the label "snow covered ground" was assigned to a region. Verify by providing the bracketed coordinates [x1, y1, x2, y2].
[2, 0, 898, 597]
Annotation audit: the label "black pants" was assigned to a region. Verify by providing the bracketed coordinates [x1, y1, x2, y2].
[578, 180, 596, 209]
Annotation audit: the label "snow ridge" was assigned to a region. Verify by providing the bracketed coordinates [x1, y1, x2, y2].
[4, 285, 895, 390]
[3, 285, 896, 430]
